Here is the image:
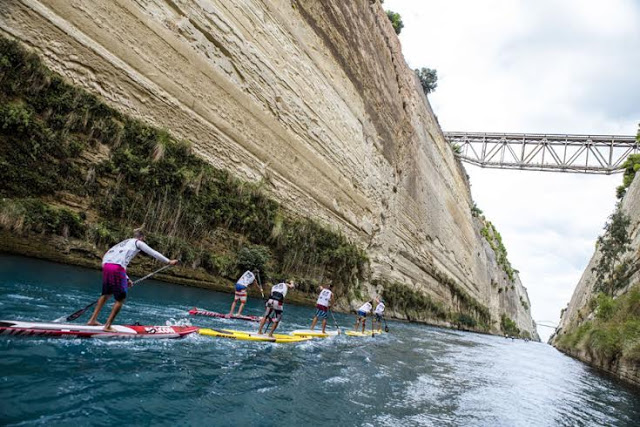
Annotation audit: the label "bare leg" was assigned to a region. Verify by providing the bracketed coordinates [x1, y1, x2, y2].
[237, 301, 246, 316]
[258, 308, 271, 334]
[321, 319, 327, 334]
[310, 316, 318, 330]
[228, 299, 237, 316]
[354, 317, 359, 331]
[268, 321, 279, 337]
[361, 316, 366, 333]
[87, 295, 109, 325]
[104, 299, 125, 331]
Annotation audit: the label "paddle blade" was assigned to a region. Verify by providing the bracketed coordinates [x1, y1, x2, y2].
[63, 300, 97, 322]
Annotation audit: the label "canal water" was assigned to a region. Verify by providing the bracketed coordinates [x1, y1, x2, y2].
[1, 255, 639, 426]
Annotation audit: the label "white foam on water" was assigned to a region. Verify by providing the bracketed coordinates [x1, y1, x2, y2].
[323, 376, 350, 384]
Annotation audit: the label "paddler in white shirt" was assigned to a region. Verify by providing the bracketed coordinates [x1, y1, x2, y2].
[310, 284, 333, 334]
[354, 300, 373, 333]
[257, 280, 295, 337]
[373, 297, 385, 332]
[87, 228, 178, 331]
[228, 270, 262, 317]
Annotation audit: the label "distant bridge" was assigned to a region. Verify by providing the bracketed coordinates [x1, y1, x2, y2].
[444, 132, 639, 174]
[535, 321, 559, 329]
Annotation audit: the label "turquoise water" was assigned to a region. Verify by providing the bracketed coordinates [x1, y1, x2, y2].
[1, 255, 639, 426]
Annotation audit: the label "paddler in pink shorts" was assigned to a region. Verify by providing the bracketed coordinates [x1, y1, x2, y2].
[87, 228, 178, 331]
[228, 270, 263, 317]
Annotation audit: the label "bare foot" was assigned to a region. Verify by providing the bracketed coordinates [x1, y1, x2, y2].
[87, 321, 102, 326]
[103, 326, 117, 332]
[226, 313, 232, 318]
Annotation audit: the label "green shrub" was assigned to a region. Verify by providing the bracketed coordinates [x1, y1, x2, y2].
[386, 11, 404, 34]
[501, 314, 520, 336]
[236, 245, 271, 275]
[456, 313, 477, 328]
[616, 152, 640, 199]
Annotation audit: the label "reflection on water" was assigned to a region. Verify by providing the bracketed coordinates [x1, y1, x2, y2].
[1, 255, 639, 426]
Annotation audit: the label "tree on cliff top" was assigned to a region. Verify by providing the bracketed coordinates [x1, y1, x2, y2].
[386, 10, 404, 35]
[415, 67, 438, 95]
[592, 207, 632, 297]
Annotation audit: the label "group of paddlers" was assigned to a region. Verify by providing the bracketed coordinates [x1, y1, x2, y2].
[88, 229, 385, 335]
[227, 268, 386, 337]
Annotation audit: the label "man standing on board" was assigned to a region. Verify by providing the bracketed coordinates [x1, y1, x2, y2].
[354, 300, 373, 333]
[258, 280, 295, 337]
[87, 228, 178, 331]
[228, 270, 262, 317]
[310, 284, 333, 334]
[373, 297, 385, 332]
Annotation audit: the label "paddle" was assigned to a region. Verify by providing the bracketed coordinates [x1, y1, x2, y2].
[371, 310, 375, 337]
[329, 308, 341, 335]
[383, 316, 390, 333]
[255, 271, 265, 299]
[54, 264, 174, 323]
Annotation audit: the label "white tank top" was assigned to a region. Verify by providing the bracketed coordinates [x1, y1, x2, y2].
[271, 282, 288, 298]
[375, 302, 385, 315]
[317, 289, 332, 306]
[102, 238, 169, 269]
[236, 271, 255, 287]
[358, 302, 372, 313]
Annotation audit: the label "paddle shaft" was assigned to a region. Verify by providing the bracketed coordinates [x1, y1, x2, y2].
[57, 264, 173, 322]
[255, 271, 265, 299]
[329, 308, 341, 334]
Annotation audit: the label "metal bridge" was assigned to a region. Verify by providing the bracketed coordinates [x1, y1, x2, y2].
[444, 132, 639, 174]
[535, 321, 559, 329]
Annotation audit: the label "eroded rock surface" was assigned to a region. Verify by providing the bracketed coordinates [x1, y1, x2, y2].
[0, 0, 537, 337]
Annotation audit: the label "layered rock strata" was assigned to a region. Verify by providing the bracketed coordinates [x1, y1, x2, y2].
[0, 0, 537, 338]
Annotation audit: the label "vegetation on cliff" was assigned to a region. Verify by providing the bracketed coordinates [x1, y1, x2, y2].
[0, 36, 367, 297]
[556, 199, 638, 372]
[0, 36, 508, 330]
[385, 10, 404, 35]
[616, 153, 640, 200]
[415, 67, 438, 95]
[475, 213, 517, 282]
[556, 287, 640, 366]
[592, 208, 633, 297]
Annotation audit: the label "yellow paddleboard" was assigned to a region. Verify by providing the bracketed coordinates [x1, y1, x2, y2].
[290, 329, 340, 338]
[346, 330, 385, 337]
[198, 328, 310, 343]
[220, 329, 294, 340]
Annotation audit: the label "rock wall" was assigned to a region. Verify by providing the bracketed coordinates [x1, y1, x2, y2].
[552, 174, 640, 384]
[555, 176, 640, 333]
[0, 0, 537, 337]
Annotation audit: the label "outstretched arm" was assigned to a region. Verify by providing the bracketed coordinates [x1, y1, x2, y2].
[136, 241, 176, 264]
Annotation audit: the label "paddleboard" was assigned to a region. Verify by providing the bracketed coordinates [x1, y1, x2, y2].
[188, 307, 262, 322]
[290, 329, 340, 338]
[198, 328, 310, 343]
[0, 320, 199, 339]
[346, 330, 385, 337]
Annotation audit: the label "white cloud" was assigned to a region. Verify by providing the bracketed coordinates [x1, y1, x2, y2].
[384, 0, 639, 341]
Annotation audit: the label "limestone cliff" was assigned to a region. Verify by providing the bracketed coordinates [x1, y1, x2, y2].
[552, 173, 640, 385]
[0, 0, 537, 338]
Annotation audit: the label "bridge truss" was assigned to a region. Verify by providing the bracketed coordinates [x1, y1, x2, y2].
[444, 132, 639, 174]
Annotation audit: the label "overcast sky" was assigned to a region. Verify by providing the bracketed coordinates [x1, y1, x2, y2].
[384, 0, 640, 341]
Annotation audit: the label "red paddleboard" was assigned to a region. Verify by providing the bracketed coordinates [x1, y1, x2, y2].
[0, 320, 199, 339]
[188, 307, 262, 322]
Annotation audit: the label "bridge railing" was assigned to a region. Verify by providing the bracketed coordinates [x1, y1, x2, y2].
[444, 132, 639, 174]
